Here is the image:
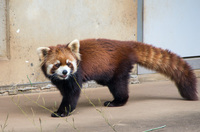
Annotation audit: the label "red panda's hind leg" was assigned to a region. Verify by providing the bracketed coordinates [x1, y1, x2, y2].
[104, 75, 129, 107]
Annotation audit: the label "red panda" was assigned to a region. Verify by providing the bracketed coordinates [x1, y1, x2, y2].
[37, 39, 198, 117]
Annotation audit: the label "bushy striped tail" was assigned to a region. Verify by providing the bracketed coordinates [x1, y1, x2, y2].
[134, 42, 198, 100]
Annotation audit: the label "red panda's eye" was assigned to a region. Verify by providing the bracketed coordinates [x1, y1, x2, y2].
[66, 62, 72, 67]
[55, 63, 60, 68]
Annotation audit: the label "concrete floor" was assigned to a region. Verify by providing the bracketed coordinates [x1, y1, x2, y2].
[0, 79, 200, 132]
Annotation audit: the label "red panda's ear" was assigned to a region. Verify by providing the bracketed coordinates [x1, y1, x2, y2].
[37, 47, 50, 62]
[68, 39, 80, 53]
[68, 39, 81, 60]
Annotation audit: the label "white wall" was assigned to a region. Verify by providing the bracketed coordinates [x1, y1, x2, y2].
[143, 0, 200, 57]
[0, 0, 138, 86]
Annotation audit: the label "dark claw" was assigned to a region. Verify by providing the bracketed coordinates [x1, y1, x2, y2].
[51, 111, 69, 117]
[104, 101, 114, 107]
[104, 100, 127, 107]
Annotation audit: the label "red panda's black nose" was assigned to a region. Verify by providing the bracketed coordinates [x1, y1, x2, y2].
[62, 70, 68, 75]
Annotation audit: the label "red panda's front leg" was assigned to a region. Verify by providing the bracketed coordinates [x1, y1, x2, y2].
[51, 91, 80, 117]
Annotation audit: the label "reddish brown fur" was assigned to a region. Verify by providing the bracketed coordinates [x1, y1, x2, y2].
[38, 39, 198, 117]
[132, 42, 198, 100]
[79, 39, 135, 80]
[47, 45, 76, 65]
[45, 39, 198, 100]
[78, 39, 198, 100]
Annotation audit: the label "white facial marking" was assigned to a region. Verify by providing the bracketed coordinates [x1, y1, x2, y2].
[55, 66, 71, 79]
[47, 59, 77, 80]
[55, 60, 60, 65]
[47, 64, 53, 75]
[66, 59, 77, 73]
[46, 60, 60, 75]
[71, 60, 77, 73]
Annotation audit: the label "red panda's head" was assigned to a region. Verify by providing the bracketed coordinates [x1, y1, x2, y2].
[37, 39, 81, 80]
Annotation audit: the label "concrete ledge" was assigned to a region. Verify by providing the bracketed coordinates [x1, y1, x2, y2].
[0, 82, 57, 96]
[0, 75, 139, 96]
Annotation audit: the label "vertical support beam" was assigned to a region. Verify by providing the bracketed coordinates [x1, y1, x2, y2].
[135, 0, 143, 75]
[137, 0, 143, 42]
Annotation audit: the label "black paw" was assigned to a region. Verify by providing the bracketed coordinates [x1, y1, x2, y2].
[51, 111, 69, 117]
[104, 101, 115, 107]
[104, 100, 127, 107]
